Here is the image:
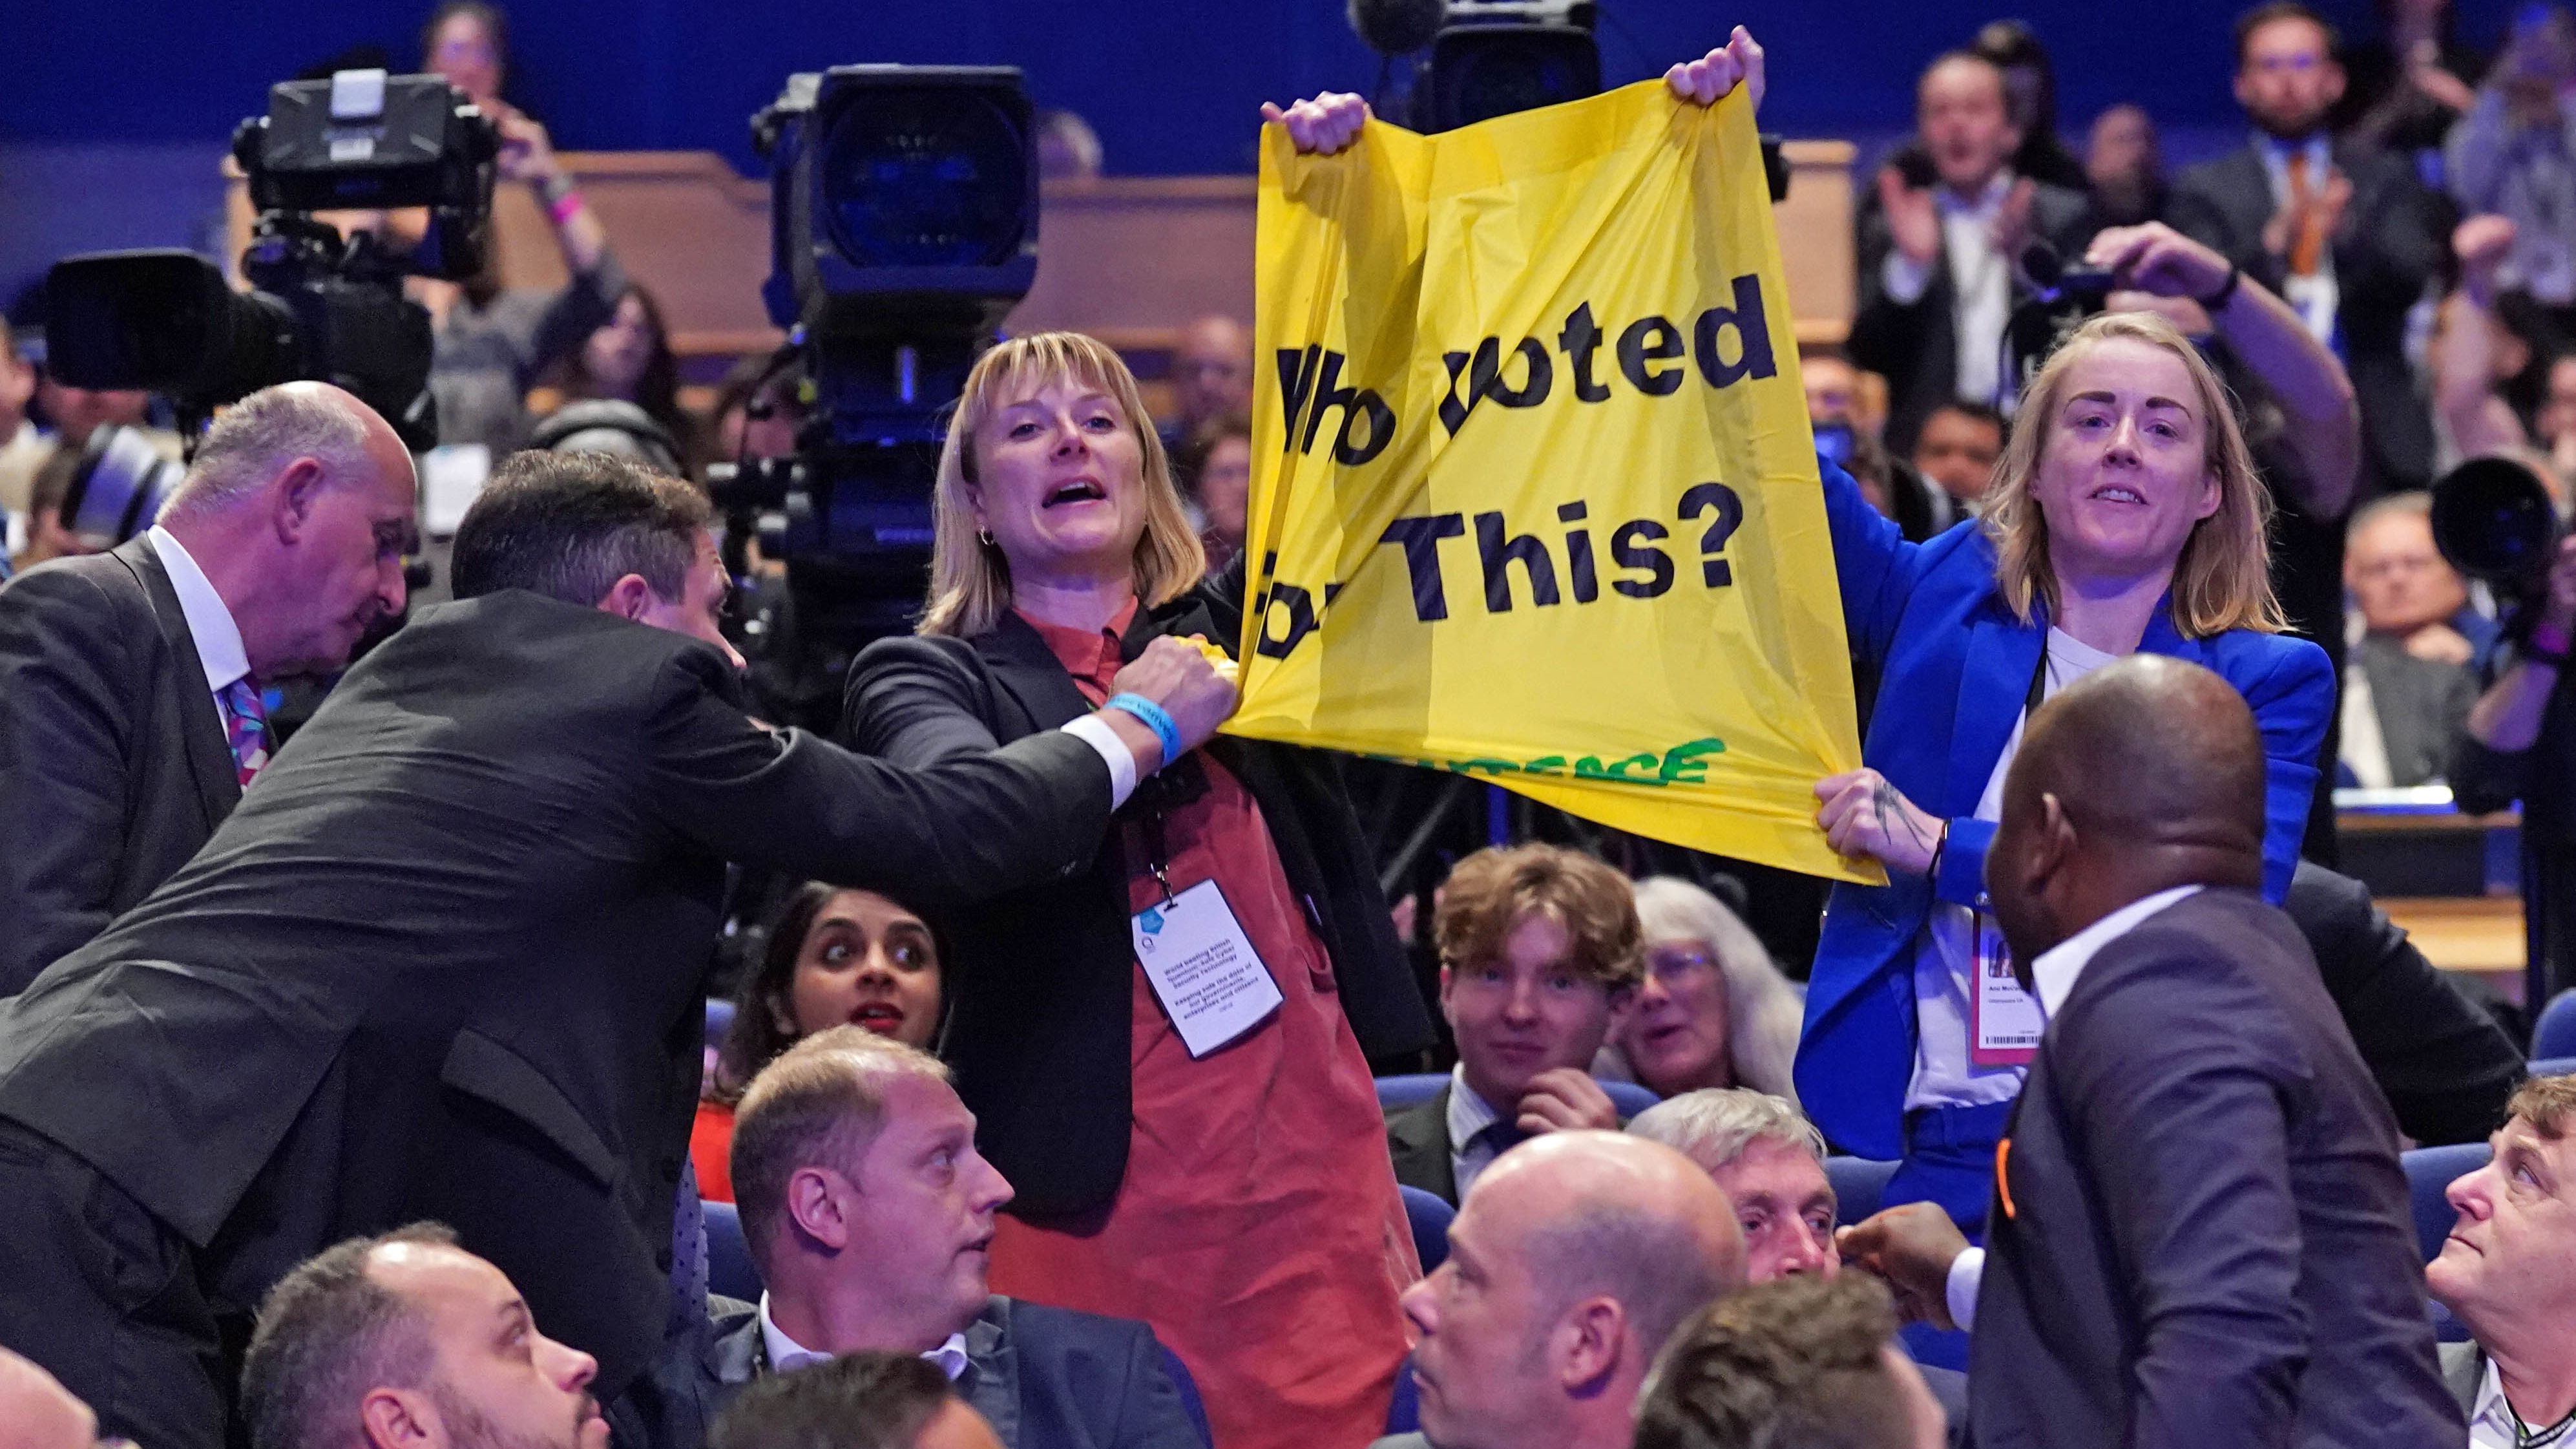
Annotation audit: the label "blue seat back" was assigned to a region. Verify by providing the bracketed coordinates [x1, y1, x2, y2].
[2529, 1055, 2576, 1080]
[1825, 1156, 1900, 1223]
[1387, 1351, 1421, 1434]
[1601, 1079, 1662, 1119]
[1158, 1346, 1214, 1446]
[1401, 1185, 1457, 1274]
[2538, 990, 2576, 1059]
[1376, 1074, 1447, 1111]
[2403, 1141, 2489, 1264]
[704, 1199, 762, 1303]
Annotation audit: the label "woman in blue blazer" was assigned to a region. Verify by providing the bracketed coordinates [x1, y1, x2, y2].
[1795, 304, 2338, 1236]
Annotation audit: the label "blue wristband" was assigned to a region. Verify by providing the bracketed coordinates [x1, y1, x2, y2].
[1104, 692, 1184, 764]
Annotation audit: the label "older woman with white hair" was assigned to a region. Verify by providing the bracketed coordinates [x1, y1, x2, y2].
[1597, 878, 1803, 1103]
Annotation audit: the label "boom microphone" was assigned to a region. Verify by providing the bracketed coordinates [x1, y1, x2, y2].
[1348, 0, 1447, 56]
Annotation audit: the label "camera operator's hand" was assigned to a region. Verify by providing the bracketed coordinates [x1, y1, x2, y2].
[1814, 767, 1944, 875]
[1665, 26, 1765, 112]
[2086, 222, 2232, 302]
[1876, 167, 1943, 268]
[1102, 635, 1239, 771]
[1837, 1203, 1971, 1330]
[1261, 93, 1370, 156]
[495, 111, 562, 187]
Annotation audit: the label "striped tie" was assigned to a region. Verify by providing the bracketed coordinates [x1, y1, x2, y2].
[218, 677, 269, 787]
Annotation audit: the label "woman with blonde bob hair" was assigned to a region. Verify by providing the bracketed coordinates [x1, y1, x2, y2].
[1794, 291, 2341, 1243]
[846, 331, 1434, 1449]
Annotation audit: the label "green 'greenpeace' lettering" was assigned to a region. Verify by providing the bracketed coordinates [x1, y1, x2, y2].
[1357, 736, 1728, 788]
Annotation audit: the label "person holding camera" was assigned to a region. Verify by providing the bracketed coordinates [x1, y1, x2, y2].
[2455, 534, 2576, 996]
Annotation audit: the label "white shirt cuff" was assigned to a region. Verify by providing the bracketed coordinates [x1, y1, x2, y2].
[1946, 1245, 1984, 1333]
[1060, 714, 1140, 810]
[1883, 248, 1936, 306]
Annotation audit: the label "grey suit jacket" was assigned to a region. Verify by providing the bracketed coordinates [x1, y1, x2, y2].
[1967, 889, 2461, 1449]
[696, 1295, 1207, 1449]
[0, 534, 240, 993]
[1385, 1087, 1459, 1205]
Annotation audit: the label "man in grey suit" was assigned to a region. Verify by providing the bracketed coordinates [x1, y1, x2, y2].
[1838, 655, 2458, 1447]
[2426, 1072, 2576, 1446]
[1369, 1132, 1744, 1449]
[684, 1027, 1208, 1449]
[0, 381, 417, 992]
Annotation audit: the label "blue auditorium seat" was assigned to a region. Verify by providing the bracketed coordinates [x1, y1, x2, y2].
[704, 998, 735, 1052]
[2537, 990, 2576, 1060]
[1400, 1185, 1456, 1273]
[1600, 1079, 1662, 1118]
[1387, 1351, 1421, 1435]
[1825, 1155, 1900, 1223]
[2529, 1055, 2576, 1081]
[704, 1199, 762, 1303]
[2404, 1141, 2489, 1265]
[1376, 1074, 1447, 1110]
[1158, 1345, 1213, 1446]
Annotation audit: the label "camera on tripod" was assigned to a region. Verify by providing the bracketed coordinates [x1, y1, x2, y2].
[44, 69, 497, 456]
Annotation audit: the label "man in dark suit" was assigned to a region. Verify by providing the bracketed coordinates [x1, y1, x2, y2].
[680, 1028, 1206, 1449]
[1838, 655, 2458, 1446]
[1849, 51, 2093, 455]
[0, 451, 1235, 1449]
[2425, 1072, 2576, 1444]
[1385, 844, 1642, 1205]
[0, 381, 419, 993]
[2168, 3, 2445, 499]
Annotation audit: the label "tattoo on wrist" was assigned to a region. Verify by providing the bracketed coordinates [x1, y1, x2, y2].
[1878, 780, 1936, 859]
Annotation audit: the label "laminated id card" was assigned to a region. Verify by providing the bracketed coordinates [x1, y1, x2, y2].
[1132, 880, 1284, 1057]
[1968, 913, 2043, 1067]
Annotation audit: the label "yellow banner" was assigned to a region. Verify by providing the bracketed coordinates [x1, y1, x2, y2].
[1230, 81, 1875, 884]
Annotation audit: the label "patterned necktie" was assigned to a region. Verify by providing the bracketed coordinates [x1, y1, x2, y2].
[218, 677, 269, 787]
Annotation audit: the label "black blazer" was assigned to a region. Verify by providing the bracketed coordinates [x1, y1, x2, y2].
[690, 1295, 1209, 1449]
[2287, 862, 2524, 1146]
[1967, 890, 2460, 1448]
[2168, 140, 2444, 496]
[1385, 1087, 1459, 1205]
[845, 584, 1434, 1216]
[1847, 175, 2093, 454]
[0, 589, 1118, 1403]
[0, 535, 242, 994]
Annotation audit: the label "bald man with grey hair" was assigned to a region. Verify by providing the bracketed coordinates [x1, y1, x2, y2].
[0, 380, 415, 990]
[1373, 1131, 1745, 1449]
[1838, 654, 2458, 1449]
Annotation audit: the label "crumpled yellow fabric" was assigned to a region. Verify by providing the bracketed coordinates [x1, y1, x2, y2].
[1230, 80, 1877, 884]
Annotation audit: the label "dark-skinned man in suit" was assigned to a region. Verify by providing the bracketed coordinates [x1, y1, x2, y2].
[0, 450, 1236, 1449]
[0, 381, 418, 993]
[1837, 655, 2458, 1447]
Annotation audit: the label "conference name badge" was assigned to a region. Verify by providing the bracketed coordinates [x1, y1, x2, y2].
[1131, 880, 1285, 1058]
[1969, 915, 2042, 1067]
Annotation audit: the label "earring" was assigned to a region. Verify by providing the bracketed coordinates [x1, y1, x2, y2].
[977, 527, 994, 547]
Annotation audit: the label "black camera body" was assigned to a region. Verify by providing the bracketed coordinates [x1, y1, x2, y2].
[45, 70, 496, 454]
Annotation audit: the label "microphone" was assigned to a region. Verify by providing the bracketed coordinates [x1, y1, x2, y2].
[2019, 239, 2115, 301]
[1348, 0, 1447, 56]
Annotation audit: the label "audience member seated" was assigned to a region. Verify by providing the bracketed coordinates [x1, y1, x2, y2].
[2447, 6, 2576, 314]
[1388, 843, 1644, 1206]
[711, 1353, 1003, 1449]
[239, 1224, 608, 1449]
[2084, 104, 2166, 229]
[8, 447, 94, 575]
[694, 883, 946, 1203]
[0, 383, 418, 995]
[1368, 1132, 1746, 1449]
[544, 284, 699, 472]
[1909, 400, 2007, 516]
[1169, 411, 1251, 571]
[707, 354, 808, 472]
[1969, 21, 2089, 195]
[1595, 878, 1801, 1102]
[1631, 1275, 1946, 1449]
[2430, 215, 2576, 481]
[2340, 492, 2484, 788]
[0, 1348, 113, 1449]
[2336, 0, 2480, 161]
[1160, 315, 1253, 452]
[1629, 1090, 1838, 1284]
[1803, 352, 1954, 541]
[1849, 49, 2092, 454]
[695, 1028, 1205, 1449]
[31, 374, 151, 454]
[2426, 1073, 2576, 1443]
[0, 319, 43, 553]
[2170, 1, 2445, 496]
[422, 1, 512, 114]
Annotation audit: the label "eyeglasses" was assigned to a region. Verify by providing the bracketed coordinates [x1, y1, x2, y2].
[1645, 946, 1719, 982]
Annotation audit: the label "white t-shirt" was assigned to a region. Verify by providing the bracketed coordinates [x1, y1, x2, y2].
[1905, 626, 2122, 1112]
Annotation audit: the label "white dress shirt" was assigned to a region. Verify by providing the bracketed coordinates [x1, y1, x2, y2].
[1059, 713, 1143, 810]
[1445, 1064, 1511, 1201]
[756, 1294, 970, 1381]
[1940, 884, 2205, 1330]
[1882, 171, 2017, 411]
[147, 525, 252, 703]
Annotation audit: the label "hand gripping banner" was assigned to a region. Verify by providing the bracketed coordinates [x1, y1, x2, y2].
[1230, 81, 1878, 884]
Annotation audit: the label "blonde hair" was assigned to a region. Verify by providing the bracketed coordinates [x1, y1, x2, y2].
[919, 332, 1208, 637]
[1980, 311, 2287, 637]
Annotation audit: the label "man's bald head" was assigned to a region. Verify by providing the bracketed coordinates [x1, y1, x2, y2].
[160, 381, 410, 524]
[1987, 655, 2268, 963]
[1481, 1132, 1747, 1355]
